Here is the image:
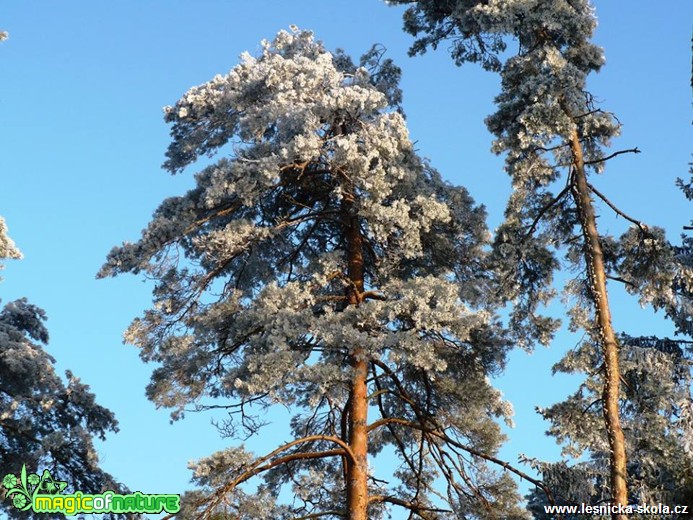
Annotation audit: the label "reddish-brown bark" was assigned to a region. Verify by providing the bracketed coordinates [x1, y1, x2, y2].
[343, 189, 369, 520]
[569, 129, 628, 519]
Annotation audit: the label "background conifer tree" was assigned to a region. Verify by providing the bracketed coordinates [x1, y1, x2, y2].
[0, 217, 123, 518]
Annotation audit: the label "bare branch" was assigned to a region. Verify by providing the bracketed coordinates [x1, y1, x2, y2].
[606, 275, 636, 289]
[532, 142, 569, 153]
[370, 364, 424, 481]
[582, 398, 603, 414]
[522, 186, 571, 240]
[183, 200, 244, 236]
[293, 511, 345, 519]
[583, 147, 640, 165]
[367, 417, 555, 505]
[361, 290, 387, 301]
[574, 108, 606, 119]
[587, 182, 649, 232]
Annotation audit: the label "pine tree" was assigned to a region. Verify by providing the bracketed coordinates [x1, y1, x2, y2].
[388, 0, 693, 517]
[99, 28, 539, 519]
[0, 217, 123, 518]
[525, 171, 693, 516]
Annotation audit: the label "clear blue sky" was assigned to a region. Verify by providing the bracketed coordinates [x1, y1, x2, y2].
[1, 0, 691, 507]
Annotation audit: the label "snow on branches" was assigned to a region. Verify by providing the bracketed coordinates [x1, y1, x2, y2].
[390, 0, 693, 513]
[101, 28, 529, 519]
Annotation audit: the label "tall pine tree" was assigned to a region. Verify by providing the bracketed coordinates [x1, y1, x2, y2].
[100, 28, 538, 519]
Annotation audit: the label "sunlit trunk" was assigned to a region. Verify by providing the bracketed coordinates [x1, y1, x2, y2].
[343, 191, 369, 520]
[569, 129, 628, 519]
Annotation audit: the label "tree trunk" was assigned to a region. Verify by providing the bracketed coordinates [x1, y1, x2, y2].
[568, 129, 628, 519]
[346, 354, 369, 520]
[343, 194, 369, 520]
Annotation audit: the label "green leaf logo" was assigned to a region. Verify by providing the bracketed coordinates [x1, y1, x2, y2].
[2, 465, 68, 512]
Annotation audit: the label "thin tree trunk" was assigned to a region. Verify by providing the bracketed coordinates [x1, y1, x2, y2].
[568, 129, 628, 519]
[343, 193, 369, 520]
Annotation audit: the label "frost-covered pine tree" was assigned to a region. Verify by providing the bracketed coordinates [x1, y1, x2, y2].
[525, 171, 693, 517]
[99, 28, 538, 519]
[0, 217, 124, 518]
[388, 0, 693, 517]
